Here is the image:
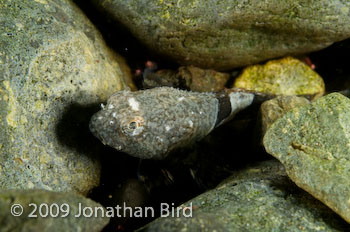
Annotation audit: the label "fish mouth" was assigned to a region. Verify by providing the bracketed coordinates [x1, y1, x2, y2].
[89, 112, 125, 152]
[89, 112, 106, 141]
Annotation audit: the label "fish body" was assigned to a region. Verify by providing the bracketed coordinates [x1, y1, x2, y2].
[89, 87, 254, 159]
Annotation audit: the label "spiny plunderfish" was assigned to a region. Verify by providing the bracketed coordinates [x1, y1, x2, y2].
[89, 87, 254, 159]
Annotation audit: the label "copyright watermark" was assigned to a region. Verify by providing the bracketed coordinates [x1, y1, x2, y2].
[11, 204, 24, 216]
[10, 202, 194, 218]
[11, 203, 70, 218]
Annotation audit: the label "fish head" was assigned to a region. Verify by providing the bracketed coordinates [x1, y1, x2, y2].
[89, 90, 171, 159]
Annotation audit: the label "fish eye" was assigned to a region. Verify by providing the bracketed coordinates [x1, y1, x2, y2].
[122, 116, 144, 135]
[128, 121, 138, 130]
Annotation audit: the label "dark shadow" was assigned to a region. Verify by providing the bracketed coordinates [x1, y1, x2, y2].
[310, 39, 350, 93]
[55, 102, 101, 157]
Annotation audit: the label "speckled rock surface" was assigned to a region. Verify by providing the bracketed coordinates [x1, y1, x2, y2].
[138, 160, 349, 231]
[233, 57, 325, 96]
[0, 0, 133, 194]
[0, 189, 109, 232]
[264, 93, 350, 223]
[260, 96, 310, 136]
[91, 0, 350, 70]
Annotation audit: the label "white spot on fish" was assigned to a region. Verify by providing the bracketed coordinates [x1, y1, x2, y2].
[100, 103, 105, 109]
[165, 125, 171, 131]
[112, 112, 117, 118]
[128, 97, 140, 111]
[97, 116, 103, 120]
[108, 104, 114, 109]
[188, 120, 193, 127]
[178, 97, 185, 101]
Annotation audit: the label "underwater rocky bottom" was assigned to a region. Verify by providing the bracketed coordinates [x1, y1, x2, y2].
[2, 0, 350, 231]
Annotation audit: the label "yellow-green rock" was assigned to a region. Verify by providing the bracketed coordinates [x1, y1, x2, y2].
[233, 57, 325, 96]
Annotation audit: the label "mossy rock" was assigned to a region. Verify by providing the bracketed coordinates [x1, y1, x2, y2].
[264, 93, 350, 223]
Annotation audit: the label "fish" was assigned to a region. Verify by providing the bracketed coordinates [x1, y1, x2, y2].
[89, 87, 254, 159]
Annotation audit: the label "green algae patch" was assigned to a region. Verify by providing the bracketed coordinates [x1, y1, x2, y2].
[233, 57, 325, 96]
[264, 93, 350, 223]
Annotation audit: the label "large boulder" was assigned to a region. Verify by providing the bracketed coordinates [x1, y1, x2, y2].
[92, 0, 350, 70]
[0, 0, 134, 194]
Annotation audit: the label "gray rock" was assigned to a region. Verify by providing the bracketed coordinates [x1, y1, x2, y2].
[260, 96, 310, 136]
[0, 0, 133, 194]
[264, 93, 350, 223]
[0, 189, 109, 232]
[138, 160, 349, 231]
[92, 0, 350, 70]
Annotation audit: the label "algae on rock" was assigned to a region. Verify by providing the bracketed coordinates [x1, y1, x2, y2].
[264, 93, 350, 223]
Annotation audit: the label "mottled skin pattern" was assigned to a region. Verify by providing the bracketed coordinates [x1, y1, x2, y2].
[90, 87, 253, 159]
